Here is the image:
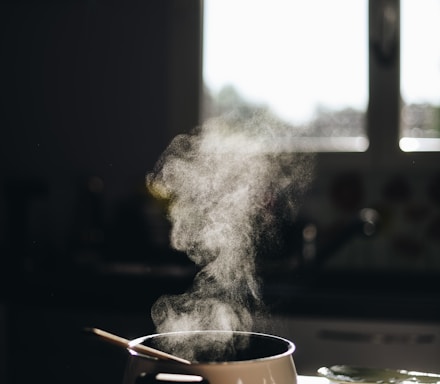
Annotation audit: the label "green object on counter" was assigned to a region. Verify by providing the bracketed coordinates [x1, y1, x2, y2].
[318, 365, 440, 384]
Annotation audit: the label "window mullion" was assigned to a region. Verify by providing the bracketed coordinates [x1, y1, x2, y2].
[368, 0, 401, 167]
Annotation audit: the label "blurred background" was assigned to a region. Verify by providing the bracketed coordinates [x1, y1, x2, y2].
[1, 0, 440, 383]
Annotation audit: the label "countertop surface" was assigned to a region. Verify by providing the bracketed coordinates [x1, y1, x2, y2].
[299, 376, 328, 384]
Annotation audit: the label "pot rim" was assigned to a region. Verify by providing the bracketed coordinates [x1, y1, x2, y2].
[128, 330, 295, 365]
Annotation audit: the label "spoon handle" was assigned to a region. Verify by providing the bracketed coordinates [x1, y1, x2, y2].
[85, 327, 191, 365]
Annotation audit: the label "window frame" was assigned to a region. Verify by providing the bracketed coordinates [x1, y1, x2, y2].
[315, 0, 439, 172]
[168, 0, 440, 172]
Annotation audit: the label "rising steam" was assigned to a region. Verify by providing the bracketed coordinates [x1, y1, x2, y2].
[146, 111, 314, 350]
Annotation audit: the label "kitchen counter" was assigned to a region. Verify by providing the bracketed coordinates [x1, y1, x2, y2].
[299, 376, 329, 384]
[2, 264, 440, 383]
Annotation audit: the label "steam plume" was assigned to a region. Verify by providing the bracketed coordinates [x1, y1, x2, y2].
[147, 111, 314, 339]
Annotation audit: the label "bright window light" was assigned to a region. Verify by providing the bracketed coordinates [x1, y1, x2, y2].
[400, 0, 440, 151]
[203, 0, 369, 151]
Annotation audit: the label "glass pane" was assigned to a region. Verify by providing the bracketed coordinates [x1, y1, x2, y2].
[202, 0, 369, 152]
[400, 0, 440, 152]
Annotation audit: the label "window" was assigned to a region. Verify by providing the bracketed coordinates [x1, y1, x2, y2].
[400, 0, 440, 152]
[202, 0, 440, 155]
[203, 0, 369, 152]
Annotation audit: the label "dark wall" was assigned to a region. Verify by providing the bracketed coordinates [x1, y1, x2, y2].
[0, 1, 201, 383]
[1, 0, 169, 182]
[1, 0, 163, 266]
[0, 0, 202, 271]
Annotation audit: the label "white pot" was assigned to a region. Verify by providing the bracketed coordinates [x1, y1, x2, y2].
[123, 330, 297, 384]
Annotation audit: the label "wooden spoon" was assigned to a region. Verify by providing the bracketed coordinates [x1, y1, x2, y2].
[85, 327, 191, 365]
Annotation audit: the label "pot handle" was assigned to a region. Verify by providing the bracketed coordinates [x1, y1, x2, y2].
[136, 372, 209, 384]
